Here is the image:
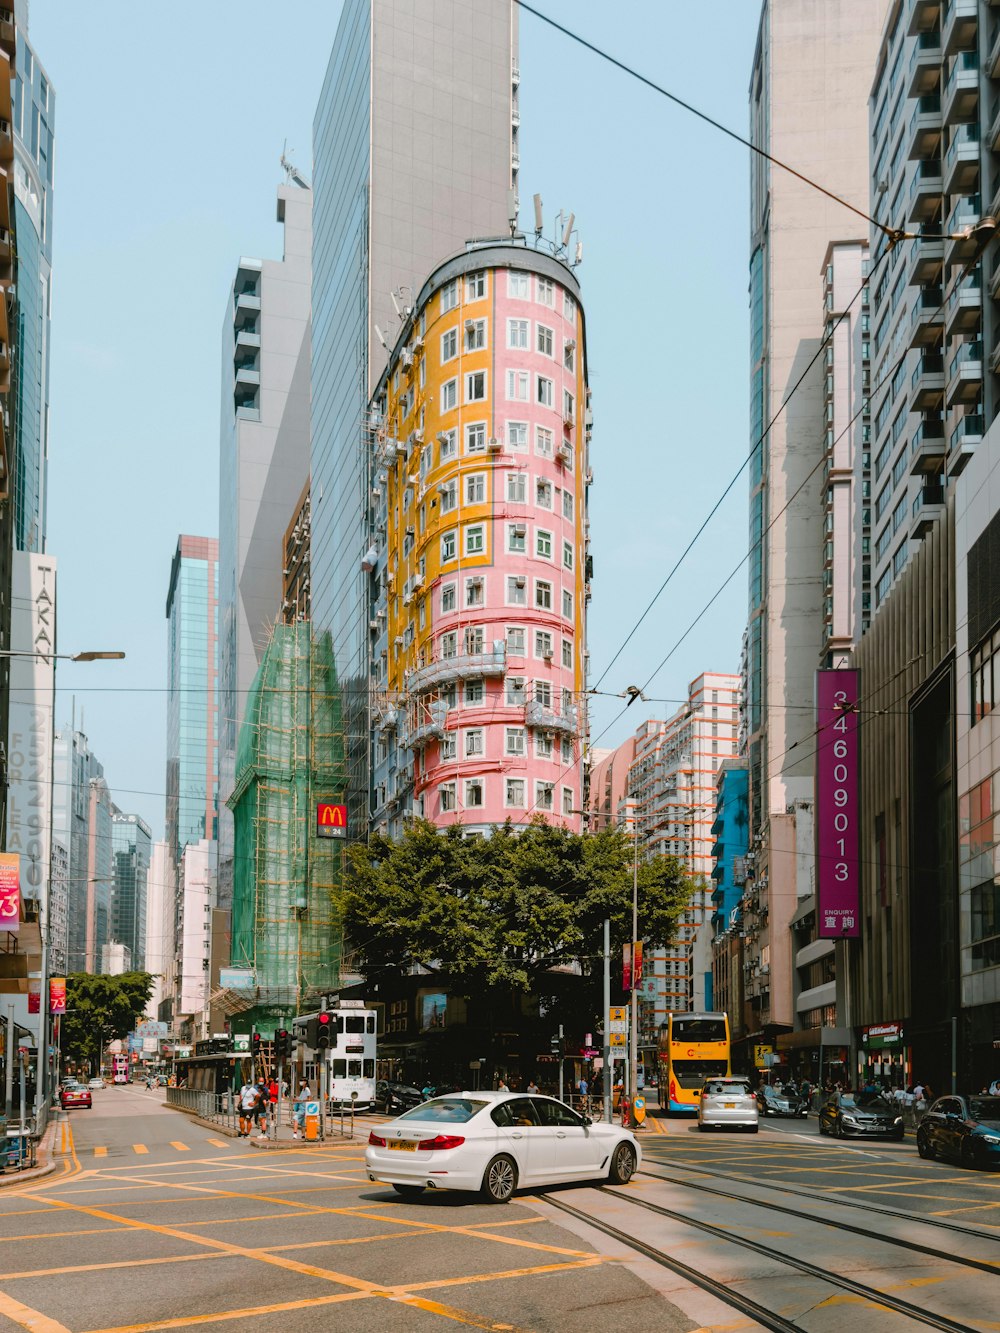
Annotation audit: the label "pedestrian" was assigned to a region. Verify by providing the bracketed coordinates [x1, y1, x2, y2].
[238, 1078, 258, 1138]
[292, 1080, 311, 1139]
[268, 1075, 279, 1108]
[496, 1077, 509, 1092]
[255, 1082, 269, 1139]
[989, 1078, 1000, 1095]
[526, 1078, 539, 1094]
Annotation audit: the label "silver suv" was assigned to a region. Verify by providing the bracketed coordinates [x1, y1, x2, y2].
[698, 1077, 759, 1132]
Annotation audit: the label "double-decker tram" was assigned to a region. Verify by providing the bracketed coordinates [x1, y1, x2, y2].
[296, 1000, 378, 1110]
[659, 1011, 731, 1113]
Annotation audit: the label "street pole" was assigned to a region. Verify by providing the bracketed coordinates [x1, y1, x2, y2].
[629, 814, 639, 1125]
[557, 1025, 564, 1105]
[4, 1008, 14, 1116]
[603, 916, 611, 1123]
[319, 997, 327, 1141]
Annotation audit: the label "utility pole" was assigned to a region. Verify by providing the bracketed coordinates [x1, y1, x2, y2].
[628, 806, 639, 1125]
[603, 917, 611, 1123]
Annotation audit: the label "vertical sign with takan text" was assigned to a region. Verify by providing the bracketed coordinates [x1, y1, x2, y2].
[816, 669, 860, 938]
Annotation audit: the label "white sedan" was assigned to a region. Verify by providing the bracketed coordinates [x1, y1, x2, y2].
[365, 1090, 641, 1203]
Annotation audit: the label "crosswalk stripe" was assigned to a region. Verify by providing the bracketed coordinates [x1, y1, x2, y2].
[207, 1138, 228, 1148]
[170, 1142, 189, 1152]
[94, 1147, 107, 1158]
[132, 1144, 148, 1155]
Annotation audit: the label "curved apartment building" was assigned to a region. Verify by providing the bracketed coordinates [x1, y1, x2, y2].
[369, 242, 591, 836]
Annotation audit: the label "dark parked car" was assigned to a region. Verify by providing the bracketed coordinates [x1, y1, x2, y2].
[818, 1091, 903, 1139]
[917, 1095, 1000, 1169]
[375, 1081, 425, 1115]
[757, 1085, 809, 1118]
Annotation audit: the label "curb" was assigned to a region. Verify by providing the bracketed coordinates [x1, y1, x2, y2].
[164, 1102, 359, 1148]
[0, 1115, 60, 1189]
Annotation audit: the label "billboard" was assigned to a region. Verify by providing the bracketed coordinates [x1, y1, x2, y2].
[6, 554, 56, 904]
[316, 801, 347, 839]
[0, 852, 20, 933]
[816, 669, 860, 938]
[49, 977, 66, 1014]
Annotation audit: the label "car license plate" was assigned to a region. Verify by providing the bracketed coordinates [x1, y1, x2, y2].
[387, 1140, 416, 1152]
[723, 1102, 735, 1108]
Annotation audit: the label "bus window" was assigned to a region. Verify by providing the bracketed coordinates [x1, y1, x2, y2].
[333, 1060, 347, 1078]
[332, 1015, 344, 1035]
[348, 1059, 362, 1076]
[673, 1016, 727, 1043]
[363, 1059, 374, 1077]
[366, 1016, 375, 1033]
[346, 1016, 365, 1034]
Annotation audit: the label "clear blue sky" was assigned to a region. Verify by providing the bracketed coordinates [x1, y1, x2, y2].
[34, 1, 763, 839]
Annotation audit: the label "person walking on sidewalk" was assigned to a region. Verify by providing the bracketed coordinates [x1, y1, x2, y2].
[292, 1081, 311, 1139]
[238, 1079, 258, 1137]
[255, 1081, 269, 1139]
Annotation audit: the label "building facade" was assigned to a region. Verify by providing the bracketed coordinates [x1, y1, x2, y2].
[368, 243, 590, 835]
[145, 839, 170, 1019]
[310, 0, 519, 833]
[745, 0, 888, 1040]
[217, 181, 312, 905]
[52, 727, 111, 974]
[111, 811, 151, 973]
[176, 839, 217, 1040]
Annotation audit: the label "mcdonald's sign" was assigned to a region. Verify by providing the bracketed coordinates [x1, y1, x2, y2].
[316, 802, 347, 839]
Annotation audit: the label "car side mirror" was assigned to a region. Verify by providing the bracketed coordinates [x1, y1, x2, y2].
[582, 1116, 592, 1127]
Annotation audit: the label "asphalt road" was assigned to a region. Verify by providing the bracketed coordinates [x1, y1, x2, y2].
[0, 1087, 696, 1333]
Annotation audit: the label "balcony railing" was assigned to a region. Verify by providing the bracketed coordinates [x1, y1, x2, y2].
[525, 700, 578, 734]
[406, 644, 506, 694]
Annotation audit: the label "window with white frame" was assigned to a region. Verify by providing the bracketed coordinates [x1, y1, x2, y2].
[508, 270, 529, 299]
[507, 676, 526, 706]
[535, 579, 552, 609]
[443, 684, 457, 710]
[440, 479, 457, 513]
[441, 327, 458, 362]
[441, 379, 457, 412]
[537, 324, 554, 357]
[536, 732, 553, 758]
[535, 680, 552, 706]
[418, 598, 426, 629]
[465, 576, 484, 608]
[507, 523, 526, 554]
[536, 276, 554, 306]
[464, 626, 484, 653]
[536, 478, 552, 509]
[465, 778, 484, 809]
[536, 426, 553, 457]
[439, 429, 457, 463]
[535, 629, 553, 659]
[536, 529, 553, 559]
[563, 291, 574, 320]
[506, 777, 525, 807]
[505, 727, 525, 755]
[507, 471, 527, 503]
[440, 630, 457, 658]
[563, 388, 575, 421]
[439, 782, 456, 812]
[465, 728, 484, 757]
[466, 422, 486, 453]
[507, 574, 527, 605]
[419, 445, 431, 480]
[506, 626, 526, 656]
[507, 422, 528, 452]
[562, 541, 573, 570]
[465, 472, 486, 505]
[562, 638, 573, 668]
[563, 340, 575, 373]
[562, 787, 574, 816]
[466, 271, 486, 301]
[537, 376, 554, 407]
[441, 530, 457, 562]
[465, 524, 485, 555]
[440, 731, 457, 760]
[465, 678, 484, 705]
[440, 583, 456, 614]
[466, 370, 486, 402]
[440, 280, 458, 313]
[506, 369, 529, 401]
[561, 736, 574, 764]
[507, 318, 529, 349]
[535, 781, 554, 810]
[562, 488, 574, 520]
[465, 318, 486, 351]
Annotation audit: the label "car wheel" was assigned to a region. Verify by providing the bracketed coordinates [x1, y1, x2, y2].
[697, 1122, 707, 1132]
[918, 1136, 935, 1160]
[748, 1125, 759, 1134]
[961, 1141, 979, 1171]
[481, 1154, 517, 1204]
[391, 1183, 425, 1197]
[608, 1142, 637, 1184]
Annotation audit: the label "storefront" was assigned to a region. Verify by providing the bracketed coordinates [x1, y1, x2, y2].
[775, 1026, 850, 1087]
[859, 1021, 909, 1089]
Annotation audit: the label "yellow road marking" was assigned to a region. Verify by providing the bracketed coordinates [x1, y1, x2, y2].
[396, 1294, 530, 1329]
[131, 1145, 148, 1156]
[80, 1291, 374, 1332]
[0, 1289, 72, 1333]
[206, 1139, 227, 1148]
[398, 1256, 608, 1294]
[169, 1143, 189, 1153]
[0, 1251, 232, 1281]
[94, 1147, 107, 1159]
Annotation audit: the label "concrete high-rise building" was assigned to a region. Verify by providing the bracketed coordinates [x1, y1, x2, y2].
[368, 243, 591, 835]
[176, 839, 216, 1041]
[49, 837, 67, 975]
[52, 727, 112, 973]
[11, 8, 53, 555]
[745, 0, 888, 1043]
[145, 839, 169, 1018]
[100, 941, 131, 976]
[217, 180, 312, 906]
[163, 536, 218, 1024]
[111, 811, 151, 973]
[310, 0, 519, 832]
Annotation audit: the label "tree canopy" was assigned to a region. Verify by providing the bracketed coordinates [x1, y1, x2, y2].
[61, 972, 155, 1074]
[343, 820, 693, 998]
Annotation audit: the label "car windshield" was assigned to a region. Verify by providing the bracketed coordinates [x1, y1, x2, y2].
[969, 1097, 1000, 1122]
[396, 1097, 488, 1123]
[842, 1094, 893, 1112]
[705, 1081, 751, 1096]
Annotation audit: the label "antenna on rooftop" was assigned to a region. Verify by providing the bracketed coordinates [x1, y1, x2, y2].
[533, 193, 543, 238]
[280, 140, 310, 189]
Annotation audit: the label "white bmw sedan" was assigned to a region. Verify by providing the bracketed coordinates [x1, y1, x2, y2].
[365, 1090, 641, 1203]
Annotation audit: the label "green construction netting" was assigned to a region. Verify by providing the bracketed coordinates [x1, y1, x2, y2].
[228, 623, 346, 1008]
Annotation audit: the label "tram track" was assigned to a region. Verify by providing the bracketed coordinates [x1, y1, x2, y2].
[544, 1185, 983, 1333]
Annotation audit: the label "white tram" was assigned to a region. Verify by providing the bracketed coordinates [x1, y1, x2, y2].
[296, 1000, 377, 1110]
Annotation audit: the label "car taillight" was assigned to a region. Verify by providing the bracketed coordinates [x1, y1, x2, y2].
[416, 1134, 465, 1151]
[368, 1131, 386, 1147]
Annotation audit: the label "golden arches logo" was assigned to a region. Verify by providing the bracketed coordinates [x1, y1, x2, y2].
[316, 802, 347, 838]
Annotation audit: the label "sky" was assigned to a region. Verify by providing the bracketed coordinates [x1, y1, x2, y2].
[33, 0, 763, 840]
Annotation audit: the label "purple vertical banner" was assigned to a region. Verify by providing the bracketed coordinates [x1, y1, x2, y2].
[816, 669, 861, 939]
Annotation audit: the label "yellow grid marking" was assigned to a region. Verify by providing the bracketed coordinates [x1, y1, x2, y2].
[93, 1147, 107, 1159]
[131, 1145, 148, 1156]
[206, 1139, 228, 1148]
[0, 1289, 72, 1333]
[169, 1143, 189, 1153]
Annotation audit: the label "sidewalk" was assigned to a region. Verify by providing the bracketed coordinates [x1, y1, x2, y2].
[0, 1114, 59, 1188]
[170, 1101, 366, 1148]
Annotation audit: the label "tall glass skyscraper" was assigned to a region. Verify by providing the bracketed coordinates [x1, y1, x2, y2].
[310, 0, 518, 832]
[111, 811, 151, 972]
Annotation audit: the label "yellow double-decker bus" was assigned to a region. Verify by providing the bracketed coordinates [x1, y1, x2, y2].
[659, 1012, 731, 1113]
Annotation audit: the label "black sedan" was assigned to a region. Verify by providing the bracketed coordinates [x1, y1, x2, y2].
[758, 1085, 810, 1118]
[375, 1081, 425, 1115]
[917, 1095, 1000, 1169]
[818, 1092, 904, 1139]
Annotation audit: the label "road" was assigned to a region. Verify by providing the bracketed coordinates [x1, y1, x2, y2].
[0, 1095, 997, 1331]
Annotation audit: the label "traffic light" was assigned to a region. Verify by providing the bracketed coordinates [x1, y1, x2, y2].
[275, 1029, 291, 1060]
[251, 1032, 262, 1060]
[550, 1033, 564, 1057]
[316, 1012, 332, 1051]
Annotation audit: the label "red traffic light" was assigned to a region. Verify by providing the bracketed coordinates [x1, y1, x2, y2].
[318, 1014, 330, 1025]
[316, 1012, 332, 1049]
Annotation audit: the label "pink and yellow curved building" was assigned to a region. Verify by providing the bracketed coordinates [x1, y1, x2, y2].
[369, 242, 591, 835]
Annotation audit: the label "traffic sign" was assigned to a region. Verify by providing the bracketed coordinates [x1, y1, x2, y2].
[608, 1006, 627, 1023]
[609, 1033, 627, 1047]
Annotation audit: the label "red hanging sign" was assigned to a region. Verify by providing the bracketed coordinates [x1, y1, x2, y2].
[49, 977, 66, 1015]
[0, 854, 20, 933]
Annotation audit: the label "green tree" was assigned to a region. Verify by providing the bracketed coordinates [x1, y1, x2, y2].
[343, 819, 691, 999]
[61, 972, 155, 1076]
